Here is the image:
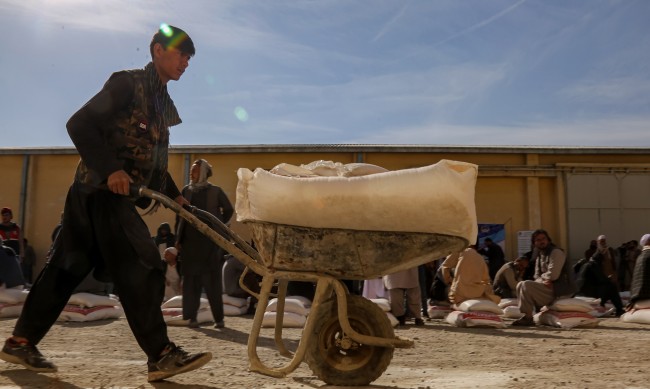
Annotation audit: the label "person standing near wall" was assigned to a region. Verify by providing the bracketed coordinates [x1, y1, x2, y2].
[176, 159, 234, 329]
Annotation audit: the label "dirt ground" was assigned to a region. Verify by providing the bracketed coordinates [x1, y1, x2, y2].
[0, 312, 649, 389]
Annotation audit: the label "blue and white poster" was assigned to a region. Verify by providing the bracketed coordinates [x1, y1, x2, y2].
[477, 223, 506, 252]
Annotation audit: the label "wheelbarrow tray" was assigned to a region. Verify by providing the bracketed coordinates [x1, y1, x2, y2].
[247, 221, 468, 279]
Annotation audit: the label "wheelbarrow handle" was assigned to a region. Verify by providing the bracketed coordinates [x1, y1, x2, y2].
[129, 185, 265, 276]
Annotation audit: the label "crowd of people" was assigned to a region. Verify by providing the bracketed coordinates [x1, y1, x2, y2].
[380, 230, 650, 327]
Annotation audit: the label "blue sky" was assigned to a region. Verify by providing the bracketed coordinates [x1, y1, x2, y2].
[1, 0, 649, 147]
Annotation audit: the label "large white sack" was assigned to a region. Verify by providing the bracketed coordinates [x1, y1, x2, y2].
[445, 310, 505, 328]
[534, 311, 599, 329]
[261, 311, 306, 328]
[0, 288, 28, 304]
[621, 309, 650, 325]
[0, 303, 23, 318]
[68, 293, 121, 308]
[455, 299, 503, 315]
[549, 298, 594, 313]
[266, 297, 310, 316]
[236, 160, 477, 242]
[57, 305, 123, 322]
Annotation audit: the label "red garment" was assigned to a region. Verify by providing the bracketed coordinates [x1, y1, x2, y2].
[0, 222, 20, 241]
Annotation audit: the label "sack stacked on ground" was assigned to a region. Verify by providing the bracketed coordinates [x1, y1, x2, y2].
[427, 304, 453, 319]
[498, 298, 523, 319]
[447, 299, 505, 328]
[262, 296, 311, 328]
[369, 298, 400, 327]
[162, 294, 252, 326]
[574, 296, 615, 317]
[162, 295, 212, 325]
[222, 294, 250, 316]
[58, 293, 123, 322]
[0, 288, 28, 318]
[534, 298, 599, 329]
[621, 299, 650, 324]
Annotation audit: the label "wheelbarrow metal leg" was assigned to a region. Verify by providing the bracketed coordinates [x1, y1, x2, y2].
[273, 279, 292, 358]
[247, 275, 334, 378]
[331, 280, 414, 349]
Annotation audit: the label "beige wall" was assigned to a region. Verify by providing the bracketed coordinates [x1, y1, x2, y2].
[3, 146, 650, 275]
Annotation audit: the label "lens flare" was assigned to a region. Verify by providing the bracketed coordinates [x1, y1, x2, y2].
[160, 23, 173, 37]
[234, 106, 249, 122]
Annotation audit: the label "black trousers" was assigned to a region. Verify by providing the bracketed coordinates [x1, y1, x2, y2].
[597, 282, 624, 312]
[13, 183, 169, 362]
[183, 269, 224, 323]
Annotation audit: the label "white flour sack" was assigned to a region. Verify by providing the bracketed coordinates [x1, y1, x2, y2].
[236, 160, 478, 241]
[445, 310, 505, 328]
[534, 310, 599, 329]
[621, 309, 650, 325]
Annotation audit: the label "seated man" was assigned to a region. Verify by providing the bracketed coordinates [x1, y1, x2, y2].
[448, 245, 500, 306]
[576, 252, 624, 316]
[428, 253, 459, 305]
[493, 256, 529, 299]
[512, 229, 576, 327]
[628, 234, 650, 309]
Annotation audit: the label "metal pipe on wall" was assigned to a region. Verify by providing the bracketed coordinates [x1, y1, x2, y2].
[19, 154, 30, 233]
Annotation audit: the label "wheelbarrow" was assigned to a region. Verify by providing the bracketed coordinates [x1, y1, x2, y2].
[134, 185, 469, 386]
[137, 160, 477, 386]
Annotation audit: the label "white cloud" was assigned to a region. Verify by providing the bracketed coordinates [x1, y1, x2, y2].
[348, 116, 650, 147]
[560, 77, 650, 105]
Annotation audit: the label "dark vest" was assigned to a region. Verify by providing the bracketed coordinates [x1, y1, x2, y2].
[73, 67, 178, 202]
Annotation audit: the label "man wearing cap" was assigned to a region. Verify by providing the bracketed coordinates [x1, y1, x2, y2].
[176, 158, 234, 329]
[0, 25, 212, 382]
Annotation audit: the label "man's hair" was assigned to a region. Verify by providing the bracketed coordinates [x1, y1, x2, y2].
[150, 24, 195, 58]
[531, 229, 552, 244]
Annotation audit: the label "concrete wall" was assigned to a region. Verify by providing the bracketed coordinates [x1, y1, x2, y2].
[2, 145, 650, 276]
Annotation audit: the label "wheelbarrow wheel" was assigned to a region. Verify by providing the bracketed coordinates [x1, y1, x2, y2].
[305, 294, 394, 386]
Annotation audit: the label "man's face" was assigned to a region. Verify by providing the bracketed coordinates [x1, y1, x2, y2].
[190, 163, 200, 183]
[154, 44, 191, 84]
[533, 233, 549, 250]
[598, 238, 607, 247]
[1, 212, 11, 223]
[164, 250, 177, 265]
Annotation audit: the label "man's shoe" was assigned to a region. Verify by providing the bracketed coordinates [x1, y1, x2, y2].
[511, 316, 535, 327]
[0, 338, 58, 372]
[414, 318, 425, 326]
[188, 320, 200, 328]
[214, 320, 225, 329]
[396, 315, 406, 326]
[147, 343, 212, 382]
